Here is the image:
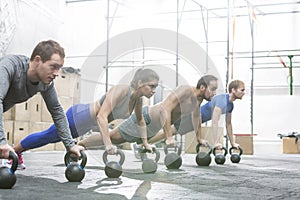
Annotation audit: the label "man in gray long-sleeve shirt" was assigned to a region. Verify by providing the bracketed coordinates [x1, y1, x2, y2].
[0, 40, 84, 160]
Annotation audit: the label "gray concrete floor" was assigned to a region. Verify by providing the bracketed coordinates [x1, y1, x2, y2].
[1, 149, 300, 200]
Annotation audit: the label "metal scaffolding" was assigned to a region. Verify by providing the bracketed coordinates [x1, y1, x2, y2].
[71, 0, 299, 137]
[191, 0, 300, 136]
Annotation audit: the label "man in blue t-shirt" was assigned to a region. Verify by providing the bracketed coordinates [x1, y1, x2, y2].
[149, 80, 245, 149]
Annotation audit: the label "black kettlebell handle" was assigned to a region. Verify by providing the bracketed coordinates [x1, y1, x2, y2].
[196, 143, 212, 154]
[163, 143, 182, 156]
[140, 147, 160, 163]
[212, 147, 228, 157]
[103, 149, 125, 166]
[229, 146, 243, 156]
[9, 151, 18, 173]
[64, 151, 87, 168]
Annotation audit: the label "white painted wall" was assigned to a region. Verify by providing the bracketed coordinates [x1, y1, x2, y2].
[4, 0, 300, 143]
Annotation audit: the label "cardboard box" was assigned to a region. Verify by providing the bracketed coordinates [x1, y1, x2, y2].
[8, 94, 42, 122]
[59, 96, 76, 111]
[3, 108, 13, 120]
[54, 142, 66, 151]
[11, 102, 30, 121]
[4, 120, 14, 145]
[27, 94, 42, 122]
[184, 127, 224, 154]
[28, 122, 54, 151]
[41, 96, 76, 122]
[13, 121, 29, 145]
[282, 137, 300, 154]
[54, 71, 81, 98]
[40, 99, 53, 122]
[234, 134, 254, 155]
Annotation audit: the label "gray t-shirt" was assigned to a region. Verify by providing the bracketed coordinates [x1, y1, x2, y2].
[0, 55, 74, 150]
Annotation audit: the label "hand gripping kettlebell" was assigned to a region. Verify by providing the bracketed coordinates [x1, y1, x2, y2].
[164, 143, 182, 169]
[195, 143, 212, 166]
[103, 149, 125, 178]
[64, 151, 87, 182]
[229, 146, 243, 163]
[140, 147, 160, 173]
[213, 147, 228, 165]
[0, 151, 18, 189]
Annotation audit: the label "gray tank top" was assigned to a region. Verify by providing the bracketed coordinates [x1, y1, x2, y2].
[99, 86, 132, 121]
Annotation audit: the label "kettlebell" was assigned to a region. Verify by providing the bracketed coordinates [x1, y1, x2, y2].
[164, 144, 182, 169]
[213, 147, 228, 165]
[141, 147, 160, 173]
[64, 151, 87, 182]
[195, 143, 212, 166]
[103, 149, 125, 178]
[229, 146, 243, 163]
[0, 151, 18, 189]
[64, 152, 78, 165]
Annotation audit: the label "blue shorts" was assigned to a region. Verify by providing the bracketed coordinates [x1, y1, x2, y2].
[71, 103, 98, 137]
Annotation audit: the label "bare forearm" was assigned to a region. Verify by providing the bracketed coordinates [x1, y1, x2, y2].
[226, 123, 234, 145]
[163, 118, 172, 139]
[98, 118, 111, 146]
[160, 106, 172, 140]
[211, 120, 219, 146]
[139, 125, 148, 145]
[192, 111, 202, 142]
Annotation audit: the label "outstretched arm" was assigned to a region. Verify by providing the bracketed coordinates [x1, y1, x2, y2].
[226, 113, 239, 148]
[96, 86, 126, 154]
[0, 65, 15, 159]
[211, 106, 222, 148]
[161, 86, 191, 146]
[192, 106, 205, 144]
[134, 98, 152, 151]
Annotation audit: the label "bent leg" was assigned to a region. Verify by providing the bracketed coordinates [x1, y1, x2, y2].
[148, 125, 177, 144]
[110, 128, 126, 144]
[77, 133, 104, 148]
[77, 128, 126, 148]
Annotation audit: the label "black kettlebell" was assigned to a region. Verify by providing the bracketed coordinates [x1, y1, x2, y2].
[103, 149, 125, 178]
[213, 147, 228, 165]
[64, 151, 87, 182]
[141, 147, 160, 173]
[164, 144, 182, 169]
[229, 146, 243, 163]
[195, 143, 212, 166]
[0, 151, 18, 189]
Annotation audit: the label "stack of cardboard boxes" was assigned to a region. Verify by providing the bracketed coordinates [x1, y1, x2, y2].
[282, 137, 300, 154]
[184, 129, 255, 155]
[3, 67, 80, 151]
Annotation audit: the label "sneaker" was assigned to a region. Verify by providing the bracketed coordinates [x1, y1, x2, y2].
[132, 143, 141, 160]
[6, 152, 26, 170]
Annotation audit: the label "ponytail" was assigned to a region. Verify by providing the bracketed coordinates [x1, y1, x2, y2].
[130, 68, 159, 89]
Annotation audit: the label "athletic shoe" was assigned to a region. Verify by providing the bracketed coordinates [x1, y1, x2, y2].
[6, 152, 26, 170]
[132, 143, 141, 160]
